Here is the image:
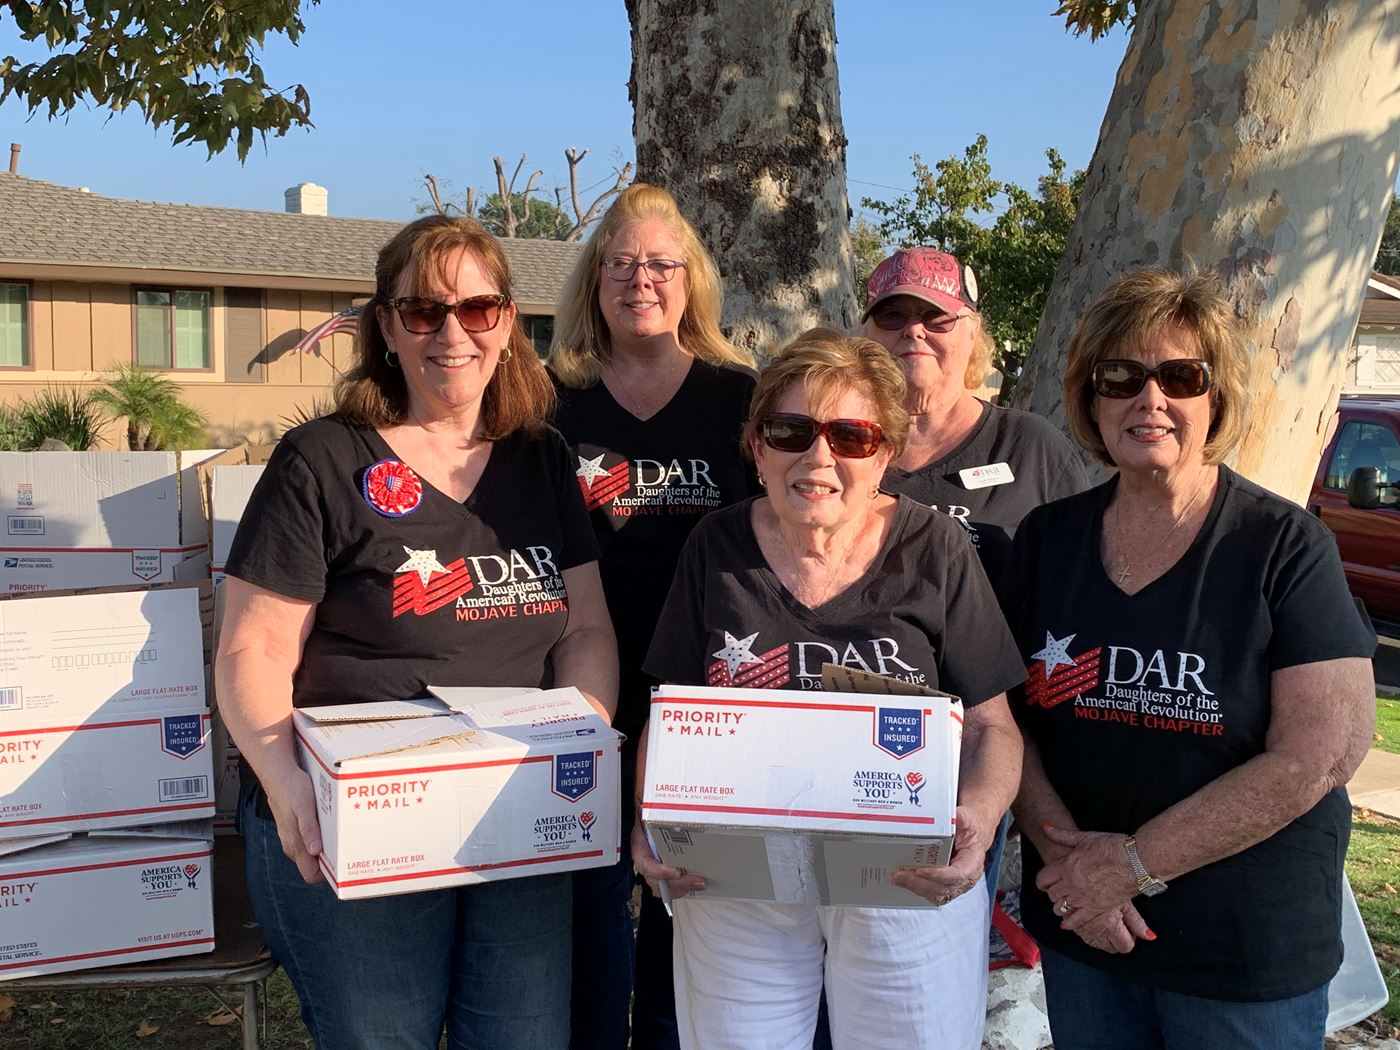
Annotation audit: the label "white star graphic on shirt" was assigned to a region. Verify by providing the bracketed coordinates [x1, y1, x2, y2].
[713, 631, 764, 678]
[1031, 632, 1077, 678]
[396, 546, 448, 585]
[576, 454, 611, 487]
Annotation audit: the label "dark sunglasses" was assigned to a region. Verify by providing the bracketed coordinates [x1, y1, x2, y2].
[1092, 358, 1212, 400]
[868, 304, 963, 333]
[387, 294, 510, 334]
[760, 414, 885, 459]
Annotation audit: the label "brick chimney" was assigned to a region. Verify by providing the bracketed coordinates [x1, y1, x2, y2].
[284, 182, 328, 216]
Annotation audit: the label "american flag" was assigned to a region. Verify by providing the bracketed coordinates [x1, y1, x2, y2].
[392, 558, 475, 617]
[293, 306, 361, 354]
[707, 642, 791, 689]
[1024, 647, 1102, 710]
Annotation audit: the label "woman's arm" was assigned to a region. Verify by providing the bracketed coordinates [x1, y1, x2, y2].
[1040, 656, 1375, 921]
[552, 562, 619, 722]
[214, 577, 320, 882]
[891, 693, 1021, 904]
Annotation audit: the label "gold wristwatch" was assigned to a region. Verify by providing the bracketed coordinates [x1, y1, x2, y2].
[1124, 834, 1167, 897]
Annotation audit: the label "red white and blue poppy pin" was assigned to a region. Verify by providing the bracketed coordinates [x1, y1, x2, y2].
[362, 458, 423, 517]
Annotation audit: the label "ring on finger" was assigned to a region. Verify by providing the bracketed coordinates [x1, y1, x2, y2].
[1056, 897, 1073, 916]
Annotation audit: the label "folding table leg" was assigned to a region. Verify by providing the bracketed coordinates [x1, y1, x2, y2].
[242, 982, 259, 1050]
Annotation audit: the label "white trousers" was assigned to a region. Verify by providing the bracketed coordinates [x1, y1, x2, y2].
[671, 879, 988, 1050]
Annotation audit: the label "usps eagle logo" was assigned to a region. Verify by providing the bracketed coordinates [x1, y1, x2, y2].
[392, 546, 474, 617]
[576, 453, 631, 511]
[1025, 632, 1102, 710]
[904, 771, 924, 805]
[577, 811, 597, 842]
[182, 863, 201, 889]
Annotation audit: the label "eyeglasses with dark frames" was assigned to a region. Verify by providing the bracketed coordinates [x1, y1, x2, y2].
[759, 414, 885, 459]
[1092, 358, 1212, 400]
[868, 304, 965, 334]
[600, 256, 687, 283]
[387, 294, 511, 335]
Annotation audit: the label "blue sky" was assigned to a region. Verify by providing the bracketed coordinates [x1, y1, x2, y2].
[0, 2, 1130, 224]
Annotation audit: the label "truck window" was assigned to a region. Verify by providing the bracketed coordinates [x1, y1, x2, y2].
[1325, 420, 1400, 497]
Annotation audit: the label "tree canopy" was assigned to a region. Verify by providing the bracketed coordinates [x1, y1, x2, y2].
[0, 0, 315, 161]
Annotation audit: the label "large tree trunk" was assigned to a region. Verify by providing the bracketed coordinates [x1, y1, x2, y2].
[626, 0, 855, 359]
[1014, 0, 1400, 502]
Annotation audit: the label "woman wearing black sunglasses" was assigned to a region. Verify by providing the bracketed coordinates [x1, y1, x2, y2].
[632, 329, 1025, 1049]
[217, 215, 617, 1050]
[549, 183, 758, 1050]
[1007, 268, 1375, 1050]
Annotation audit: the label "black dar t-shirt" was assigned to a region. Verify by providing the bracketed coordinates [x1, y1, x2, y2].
[884, 402, 1088, 590]
[552, 360, 757, 743]
[1008, 467, 1376, 1001]
[645, 496, 1025, 708]
[225, 415, 599, 707]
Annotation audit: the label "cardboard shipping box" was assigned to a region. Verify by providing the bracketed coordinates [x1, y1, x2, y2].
[0, 834, 214, 980]
[208, 464, 265, 586]
[0, 587, 213, 837]
[295, 687, 622, 900]
[642, 669, 962, 908]
[0, 451, 221, 593]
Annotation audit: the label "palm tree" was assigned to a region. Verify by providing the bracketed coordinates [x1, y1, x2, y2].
[90, 364, 209, 450]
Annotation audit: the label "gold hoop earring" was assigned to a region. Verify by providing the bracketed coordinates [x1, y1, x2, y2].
[757, 474, 766, 488]
[501, 346, 512, 363]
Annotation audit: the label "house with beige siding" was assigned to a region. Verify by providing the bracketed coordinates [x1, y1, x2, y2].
[0, 174, 580, 447]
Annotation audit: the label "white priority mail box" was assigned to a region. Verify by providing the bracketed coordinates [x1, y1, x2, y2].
[294, 686, 621, 900]
[0, 452, 207, 592]
[0, 834, 214, 980]
[209, 464, 265, 585]
[642, 669, 962, 908]
[0, 587, 214, 837]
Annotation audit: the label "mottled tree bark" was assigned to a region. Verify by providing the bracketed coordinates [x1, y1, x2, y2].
[1014, 0, 1400, 502]
[626, 0, 855, 359]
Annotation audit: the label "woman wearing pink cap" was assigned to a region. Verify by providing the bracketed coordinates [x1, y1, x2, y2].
[859, 247, 1088, 914]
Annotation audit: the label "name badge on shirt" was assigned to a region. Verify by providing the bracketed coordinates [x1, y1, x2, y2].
[958, 462, 1015, 490]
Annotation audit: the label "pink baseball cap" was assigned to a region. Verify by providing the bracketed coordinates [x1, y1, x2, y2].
[862, 247, 981, 320]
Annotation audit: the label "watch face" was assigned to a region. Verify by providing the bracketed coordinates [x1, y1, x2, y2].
[1141, 879, 1167, 897]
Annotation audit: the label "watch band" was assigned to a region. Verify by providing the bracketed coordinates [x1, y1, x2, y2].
[1124, 834, 1168, 895]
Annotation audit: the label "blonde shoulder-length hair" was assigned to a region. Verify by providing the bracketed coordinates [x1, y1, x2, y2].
[548, 183, 753, 388]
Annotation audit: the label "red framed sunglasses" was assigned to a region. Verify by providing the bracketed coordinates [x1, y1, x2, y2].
[759, 414, 885, 458]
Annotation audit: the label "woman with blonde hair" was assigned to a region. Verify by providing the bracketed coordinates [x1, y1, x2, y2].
[549, 183, 757, 1049]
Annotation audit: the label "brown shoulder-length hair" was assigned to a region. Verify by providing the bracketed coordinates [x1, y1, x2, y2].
[335, 215, 553, 438]
[1062, 267, 1250, 467]
[548, 183, 754, 388]
[742, 328, 910, 460]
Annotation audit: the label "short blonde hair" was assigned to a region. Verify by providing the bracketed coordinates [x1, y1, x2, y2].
[336, 215, 552, 438]
[548, 183, 754, 387]
[1062, 267, 1249, 466]
[966, 315, 996, 390]
[743, 328, 909, 460]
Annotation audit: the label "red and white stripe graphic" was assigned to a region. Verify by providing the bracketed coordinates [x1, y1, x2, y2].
[1024, 647, 1102, 710]
[392, 558, 474, 617]
[578, 461, 630, 511]
[706, 643, 791, 689]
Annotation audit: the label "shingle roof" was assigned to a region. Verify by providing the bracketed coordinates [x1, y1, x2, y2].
[0, 174, 581, 305]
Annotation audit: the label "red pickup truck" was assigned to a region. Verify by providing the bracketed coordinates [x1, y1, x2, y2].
[1308, 394, 1400, 624]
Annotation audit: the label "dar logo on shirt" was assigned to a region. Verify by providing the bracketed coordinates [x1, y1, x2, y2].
[1025, 632, 1102, 710]
[707, 630, 791, 688]
[576, 453, 630, 511]
[391, 546, 475, 617]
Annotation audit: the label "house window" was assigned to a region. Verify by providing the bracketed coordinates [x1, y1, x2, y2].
[0, 283, 28, 367]
[524, 314, 554, 357]
[136, 289, 211, 369]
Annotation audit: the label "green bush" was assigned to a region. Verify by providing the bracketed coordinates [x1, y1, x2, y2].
[90, 364, 209, 450]
[2, 387, 104, 450]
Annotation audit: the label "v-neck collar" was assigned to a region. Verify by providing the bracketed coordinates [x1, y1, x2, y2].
[744, 496, 915, 624]
[603, 357, 698, 426]
[1091, 467, 1230, 601]
[364, 425, 499, 512]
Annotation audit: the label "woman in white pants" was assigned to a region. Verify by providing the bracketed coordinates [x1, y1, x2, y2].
[633, 329, 1026, 1049]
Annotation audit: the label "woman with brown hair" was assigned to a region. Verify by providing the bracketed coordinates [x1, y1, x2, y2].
[217, 215, 617, 1049]
[1010, 267, 1375, 1049]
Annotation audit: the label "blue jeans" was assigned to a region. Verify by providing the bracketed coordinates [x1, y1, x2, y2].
[241, 792, 572, 1050]
[984, 810, 1011, 910]
[569, 791, 636, 1050]
[1040, 944, 1329, 1050]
